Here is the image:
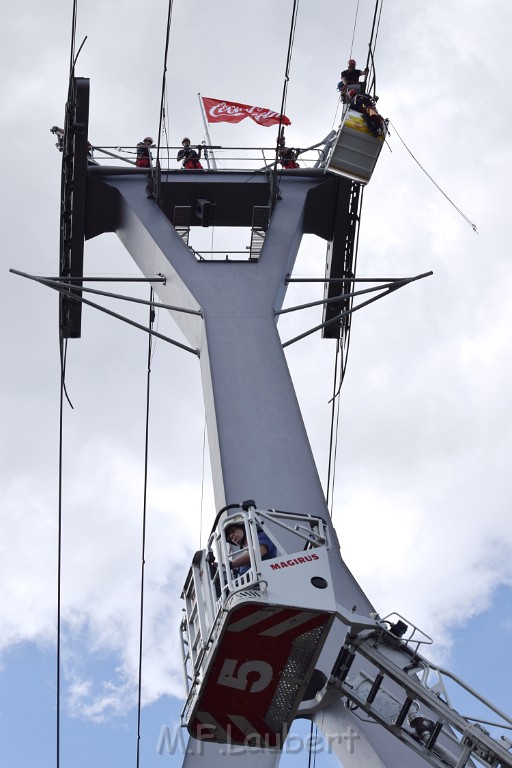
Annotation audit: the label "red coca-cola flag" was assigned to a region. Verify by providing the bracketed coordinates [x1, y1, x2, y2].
[202, 97, 291, 127]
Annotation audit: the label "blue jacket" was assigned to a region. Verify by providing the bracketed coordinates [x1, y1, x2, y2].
[238, 531, 277, 574]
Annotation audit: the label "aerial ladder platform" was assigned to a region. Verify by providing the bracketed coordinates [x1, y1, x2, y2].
[180, 503, 512, 767]
[323, 618, 512, 768]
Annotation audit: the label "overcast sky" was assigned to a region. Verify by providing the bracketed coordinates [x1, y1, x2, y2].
[1, 1, 511, 767]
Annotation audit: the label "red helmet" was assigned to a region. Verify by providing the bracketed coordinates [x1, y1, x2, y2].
[182, 137, 190, 144]
[144, 136, 154, 143]
[347, 59, 356, 67]
[348, 88, 358, 98]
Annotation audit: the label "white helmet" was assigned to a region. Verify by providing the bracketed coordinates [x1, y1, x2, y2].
[224, 515, 246, 541]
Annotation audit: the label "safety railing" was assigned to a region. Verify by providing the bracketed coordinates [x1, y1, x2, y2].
[87, 144, 328, 171]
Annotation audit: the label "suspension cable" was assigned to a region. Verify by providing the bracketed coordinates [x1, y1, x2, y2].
[349, 0, 360, 59]
[136, 289, 156, 768]
[365, 0, 384, 95]
[69, 0, 78, 75]
[56, 336, 69, 768]
[156, 0, 175, 201]
[277, 0, 299, 142]
[307, 719, 315, 768]
[328, 355, 343, 517]
[55, 0, 84, 759]
[373, 0, 384, 62]
[271, 0, 300, 208]
[325, 341, 340, 512]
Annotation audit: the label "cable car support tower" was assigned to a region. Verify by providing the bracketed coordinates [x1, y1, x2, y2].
[21, 76, 512, 768]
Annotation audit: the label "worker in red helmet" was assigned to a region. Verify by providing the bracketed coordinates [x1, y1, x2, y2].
[135, 136, 155, 168]
[276, 133, 300, 169]
[177, 137, 203, 169]
[348, 90, 385, 138]
[338, 58, 368, 103]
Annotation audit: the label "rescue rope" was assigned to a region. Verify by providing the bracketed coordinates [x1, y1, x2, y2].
[136, 290, 155, 768]
[331, 95, 342, 133]
[389, 121, 478, 233]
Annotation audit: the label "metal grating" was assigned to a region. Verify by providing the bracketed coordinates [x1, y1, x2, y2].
[263, 623, 326, 734]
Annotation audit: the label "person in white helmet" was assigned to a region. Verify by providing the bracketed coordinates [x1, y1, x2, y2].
[225, 519, 277, 575]
[177, 137, 203, 169]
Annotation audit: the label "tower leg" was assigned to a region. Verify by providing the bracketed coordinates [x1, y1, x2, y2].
[312, 701, 387, 767]
[182, 737, 281, 767]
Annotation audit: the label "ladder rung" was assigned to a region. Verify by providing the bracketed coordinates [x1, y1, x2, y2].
[395, 697, 414, 728]
[367, 673, 384, 704]
[425, 721, 444, 751]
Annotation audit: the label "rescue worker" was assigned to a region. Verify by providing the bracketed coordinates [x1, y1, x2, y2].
[225, 518, 277, 575]
[348, 89, 385, 137]
[136, 136, 154, 168]
[177, 137, 203, 169]
[337, 58, 367, 103]
[277, 134, 300, 169]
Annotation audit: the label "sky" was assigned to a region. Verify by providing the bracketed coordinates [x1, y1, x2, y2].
[1, 1, 511, 767]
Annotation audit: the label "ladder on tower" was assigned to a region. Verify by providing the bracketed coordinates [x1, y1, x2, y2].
[173, 205, 192, 245]
[248, 206, 271, 261]
[327, 614, 512, 768]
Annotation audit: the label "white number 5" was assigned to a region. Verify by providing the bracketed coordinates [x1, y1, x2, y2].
[217, 658, 273, 693]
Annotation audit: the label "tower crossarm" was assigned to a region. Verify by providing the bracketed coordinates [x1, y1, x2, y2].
[323, 618, 512, 768]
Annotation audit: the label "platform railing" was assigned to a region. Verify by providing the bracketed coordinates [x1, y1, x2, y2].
[87, 145, 327, 171]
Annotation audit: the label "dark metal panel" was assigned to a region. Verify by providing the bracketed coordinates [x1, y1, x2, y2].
[85, 174, 120, 240]
[158, 174, 271, 228]
[59, 77, 89, 338]
[303, 175, 353, 241]
[322, 180, 362, 339]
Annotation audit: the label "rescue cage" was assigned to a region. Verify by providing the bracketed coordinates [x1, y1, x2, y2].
[325, 104, 388, 184]
[179, 505, 337, 747]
